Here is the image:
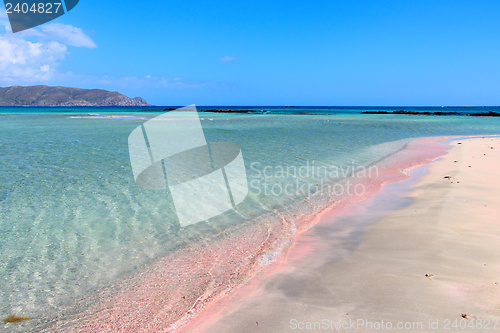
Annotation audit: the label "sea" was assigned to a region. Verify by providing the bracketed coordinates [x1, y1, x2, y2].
[1, 106, 499, 331]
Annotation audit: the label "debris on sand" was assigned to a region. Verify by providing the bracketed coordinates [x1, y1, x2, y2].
[3, 315, 31, 323]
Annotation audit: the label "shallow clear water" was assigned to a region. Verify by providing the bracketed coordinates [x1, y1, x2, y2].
[0, 107, 499, 326]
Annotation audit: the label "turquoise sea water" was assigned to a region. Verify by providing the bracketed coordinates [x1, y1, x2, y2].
[1, 107, 500, 329]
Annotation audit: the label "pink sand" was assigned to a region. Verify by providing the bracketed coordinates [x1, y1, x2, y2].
[43, 136, 460, 332]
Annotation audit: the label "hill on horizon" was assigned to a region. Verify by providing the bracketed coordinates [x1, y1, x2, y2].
[0, 86, 149, 106]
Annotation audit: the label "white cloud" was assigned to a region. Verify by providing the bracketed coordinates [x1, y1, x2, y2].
[0, 37, 67, 83]
[220, 56, 237, 62]
[0, 9, 97, 84]
[40, 23, 97, 48]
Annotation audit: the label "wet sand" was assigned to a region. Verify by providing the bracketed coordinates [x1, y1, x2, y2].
[185, 137, 500, 333]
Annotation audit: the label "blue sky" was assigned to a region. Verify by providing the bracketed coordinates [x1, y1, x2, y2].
[1, 0, 500, 105]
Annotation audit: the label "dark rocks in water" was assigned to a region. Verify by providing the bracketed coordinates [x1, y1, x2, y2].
[362, 110, 427, 115]
[204, 109, 251, 113]
[163, 107, 176, 111]
[392, 110, 463, 116]
[431, 111, 465, 116]
[362, 111, 391, 114]
[202, 109, 269, 114]
[469, 111, 500, 117]
[393, 110, 420, 115]
[361, 110, 479, 116]
[362, 110, 430, 115]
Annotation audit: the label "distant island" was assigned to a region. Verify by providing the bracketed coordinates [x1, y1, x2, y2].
[0, 86, 149, 106]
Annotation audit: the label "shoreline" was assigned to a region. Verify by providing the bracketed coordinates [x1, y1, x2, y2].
[185, 136, 500, 333]
[31, 135, 486, 332]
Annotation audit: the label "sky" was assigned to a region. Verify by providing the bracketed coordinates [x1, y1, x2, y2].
[1, 0, 500, 106]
